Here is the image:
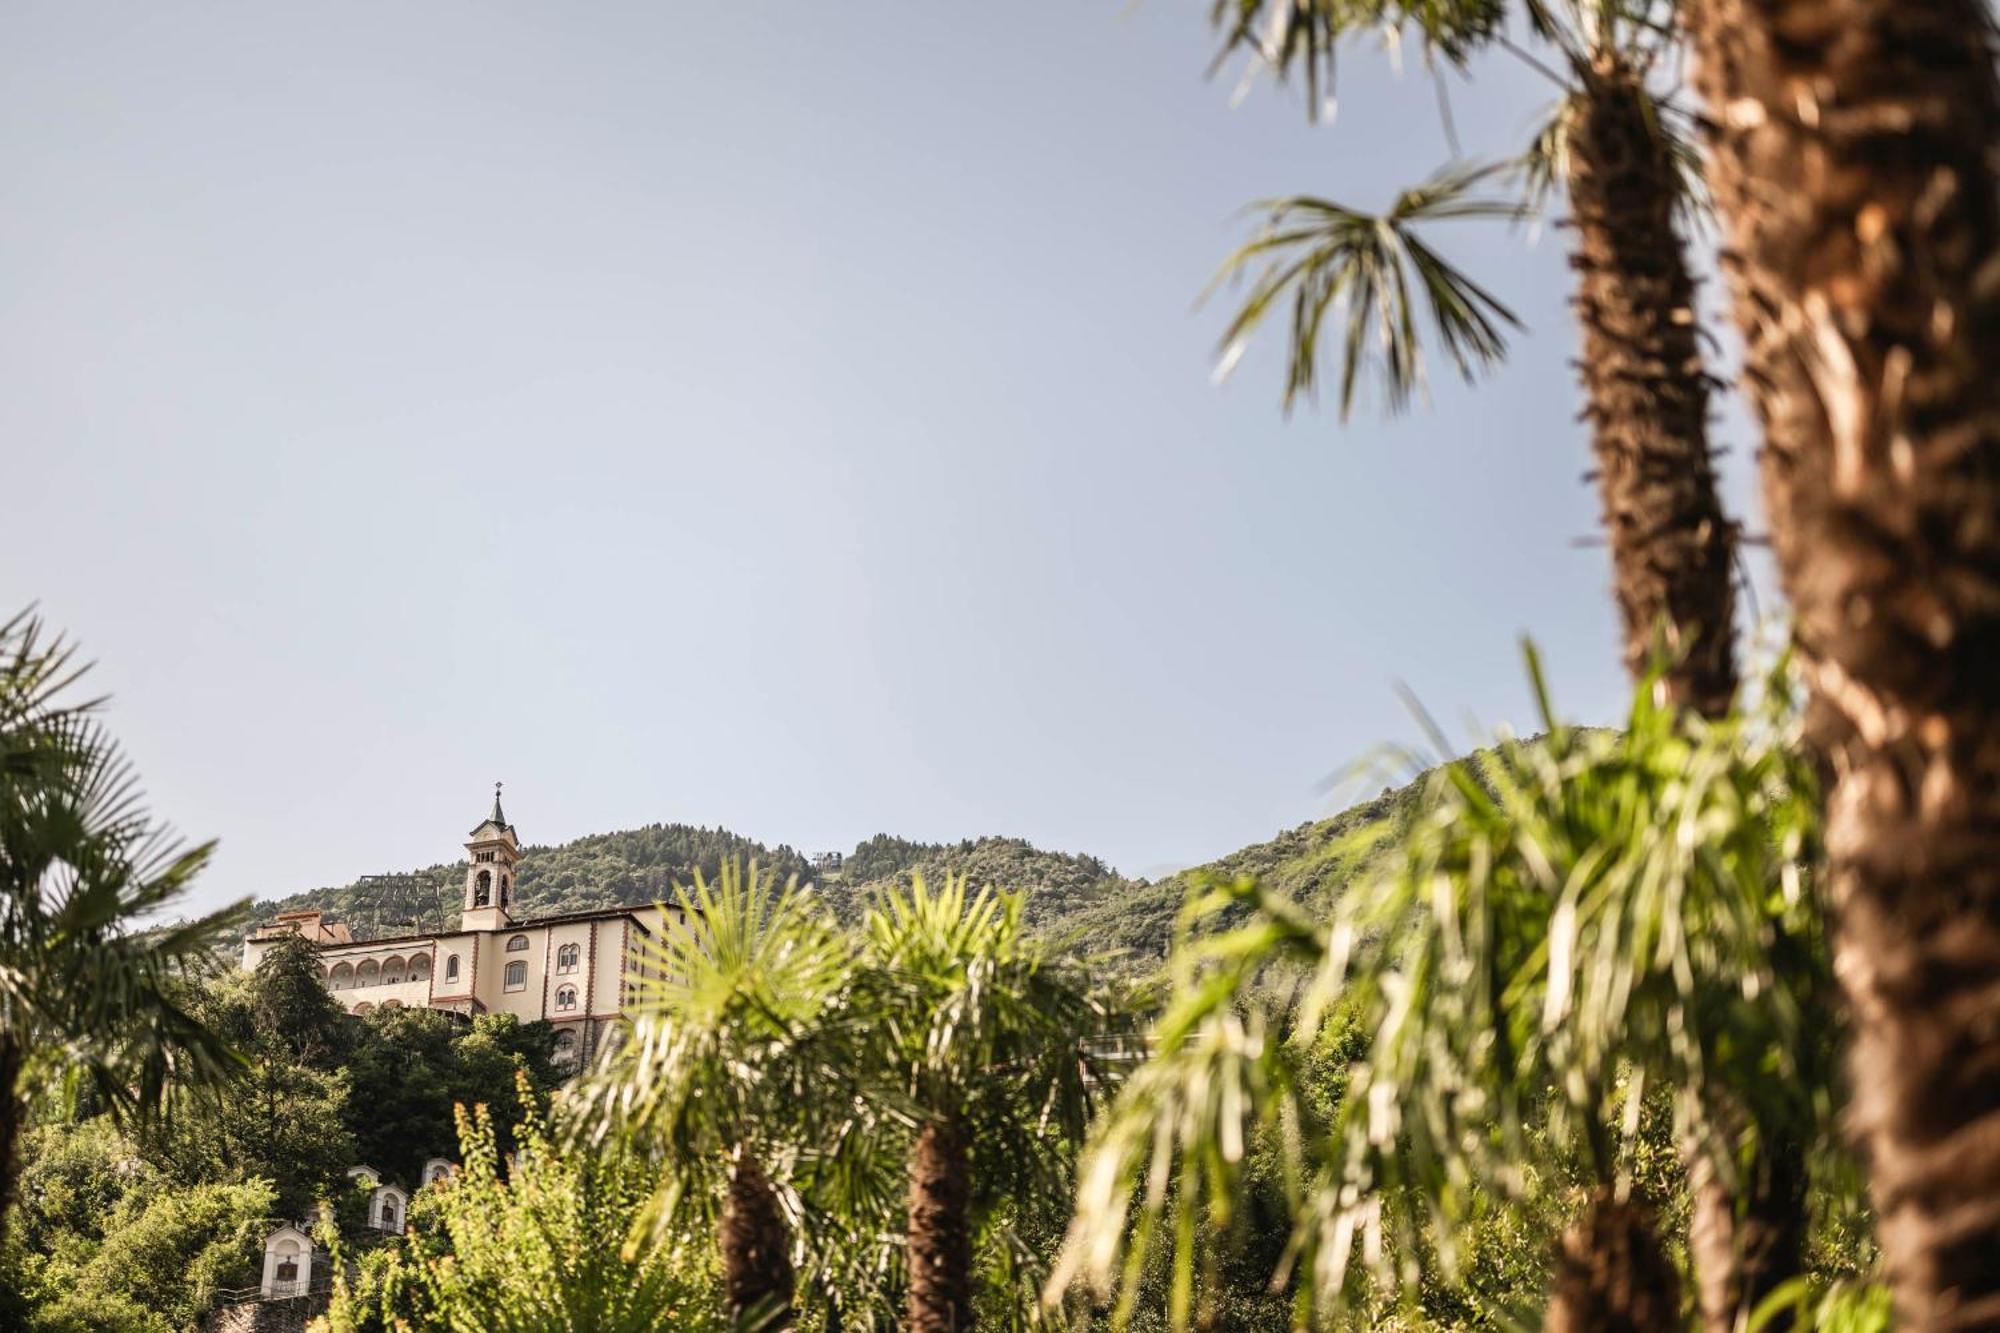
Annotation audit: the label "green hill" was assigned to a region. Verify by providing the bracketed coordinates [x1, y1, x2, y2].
[247, 778, 1421, 966]
[1054, 783, 1408, 962]
[247, 823, 814, 940]
[823, 834, 1136, 928]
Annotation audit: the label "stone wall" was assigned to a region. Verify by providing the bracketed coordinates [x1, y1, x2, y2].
[206, 1290, 331, 1333]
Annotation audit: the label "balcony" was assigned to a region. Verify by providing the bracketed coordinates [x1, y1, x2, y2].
[340, 976, 433, 1013]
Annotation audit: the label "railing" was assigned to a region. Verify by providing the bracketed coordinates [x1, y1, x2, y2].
[214, 1274, 331, 1306]
[329, 972, 431, 990]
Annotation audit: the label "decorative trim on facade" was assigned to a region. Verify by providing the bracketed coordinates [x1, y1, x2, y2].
[582, 920, 598, 1058]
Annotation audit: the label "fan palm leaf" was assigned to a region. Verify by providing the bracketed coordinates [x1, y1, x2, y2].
[860, 873, 1125, 1332]
[569, 859, 895, 1329]
[1212, 162, 1524, 418]
[1051, 648, 1832, 1327]
[0, 609, 247, 1248]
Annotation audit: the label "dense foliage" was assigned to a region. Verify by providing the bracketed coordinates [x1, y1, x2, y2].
[1053, 657, 1873, 1329]
[0, 612, 248, 1252]
[2, 936, 568, 1332]
[322, 1080, 719, 1332]
[3, 1119, 273, 1333]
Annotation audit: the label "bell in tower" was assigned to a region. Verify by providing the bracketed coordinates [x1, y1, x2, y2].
[460, 782, 521, 933]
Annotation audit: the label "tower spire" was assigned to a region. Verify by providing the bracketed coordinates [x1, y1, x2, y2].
[462, 782, 521, 931]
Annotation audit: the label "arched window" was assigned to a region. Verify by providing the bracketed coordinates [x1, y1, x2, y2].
[506, 935, 530, 953]
[410, 955, 431, 981]
[275, 1241, 299, 1284]
[381, 1200, 398, 1231]
[354, 1002, 375, 1015]
[553, 1030, 578, 1066]
[329, 962, 354, 991]
[504, 961, 526, 991]
[500, 874, 510, 905]
[555, 985, 577, 1012]
[444, 954, 460, 983]
[430, 1164, 451, 1183]
[382, 999, 403, 1010]
[475, 870, 492, 906]
[356, 959, 379, 987]
[556, 943, 580, 973]
[381, 956, 405, 985]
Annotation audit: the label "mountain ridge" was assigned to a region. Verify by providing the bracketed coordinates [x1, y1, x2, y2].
[246, 782, 1417, 964]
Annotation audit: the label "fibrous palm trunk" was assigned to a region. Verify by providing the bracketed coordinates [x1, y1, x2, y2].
[0, 1041, 19, 1254]
[1567, 52, 1739, 718]
[723, 1151, 794, 1331]
[1687, 1124, 1809, 1332]
[1567, 54, 1805, 1330]
[1681, 2, 2000, 1327]
[907, 1115, 974, 1333]
[1544, 1189, 1683, 1333]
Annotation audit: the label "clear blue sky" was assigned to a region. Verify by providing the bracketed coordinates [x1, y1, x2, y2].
[0, 3, 1770, 913]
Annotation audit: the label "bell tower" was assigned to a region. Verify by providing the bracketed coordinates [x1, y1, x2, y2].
[460, 782, 520, 933]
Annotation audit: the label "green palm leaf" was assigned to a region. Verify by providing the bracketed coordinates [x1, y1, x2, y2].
[568, 860, 869, 1230]
[1207, 0, 1508, 114]
[1211, 162, 1524, 419]
[0, 609, 247, 1244]
[1051, 648, 1834, 1326]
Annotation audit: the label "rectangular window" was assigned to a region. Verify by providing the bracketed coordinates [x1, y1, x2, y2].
[504, 960, 527, 991]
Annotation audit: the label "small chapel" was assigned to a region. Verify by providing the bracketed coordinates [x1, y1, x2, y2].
[242, 786, 683, 1069]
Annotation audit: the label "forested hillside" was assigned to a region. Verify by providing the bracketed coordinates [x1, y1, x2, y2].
[247, 784, 1419, 964]
[247, 823, 815, 940]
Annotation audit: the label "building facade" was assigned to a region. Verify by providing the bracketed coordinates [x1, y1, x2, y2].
[242, 788, 679, 1068]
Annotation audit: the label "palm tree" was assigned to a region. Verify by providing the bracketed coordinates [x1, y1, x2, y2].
[570, 861, 864, 1331]
[1210, 0, 1740, 722]
[1191, 5, 1811, 1320]
[1051, 650, 1831, 1329]
[859, 875, 1119, 1333]
[0, 610, 247, 1247]
[1676, 2, 2000, 1325]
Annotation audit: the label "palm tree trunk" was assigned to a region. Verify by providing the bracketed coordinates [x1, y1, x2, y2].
[1543, 1189, 1682, 1333]
[0, 1039, 20, 1254]
[907, 1115, 974, 1333]
[1681, 2, 2000, 1327]
[1687, 1126, 1809, 1333]
[1568, 55, 1809, 1328]
[1566, 53, 1738, 718]
[722, 1150, 794, 1331]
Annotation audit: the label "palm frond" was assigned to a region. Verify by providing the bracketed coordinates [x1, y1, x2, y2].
[1211, 161, 1524, 419]
[1051, 648, 1834, 1326]
[0, 609, 247, 1138]
[565, 860, 869, 1246]
[1207, 0, 1507, 117]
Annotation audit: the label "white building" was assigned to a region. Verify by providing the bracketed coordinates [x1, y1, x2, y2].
[242, 787, 682, 1068]
[258, 1223, 316, 1300]
[345, 1165, 408, 1233]
[254, 1162, 452, 1300]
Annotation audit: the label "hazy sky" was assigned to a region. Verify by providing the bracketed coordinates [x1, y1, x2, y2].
[1, 3, 1771, 915]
